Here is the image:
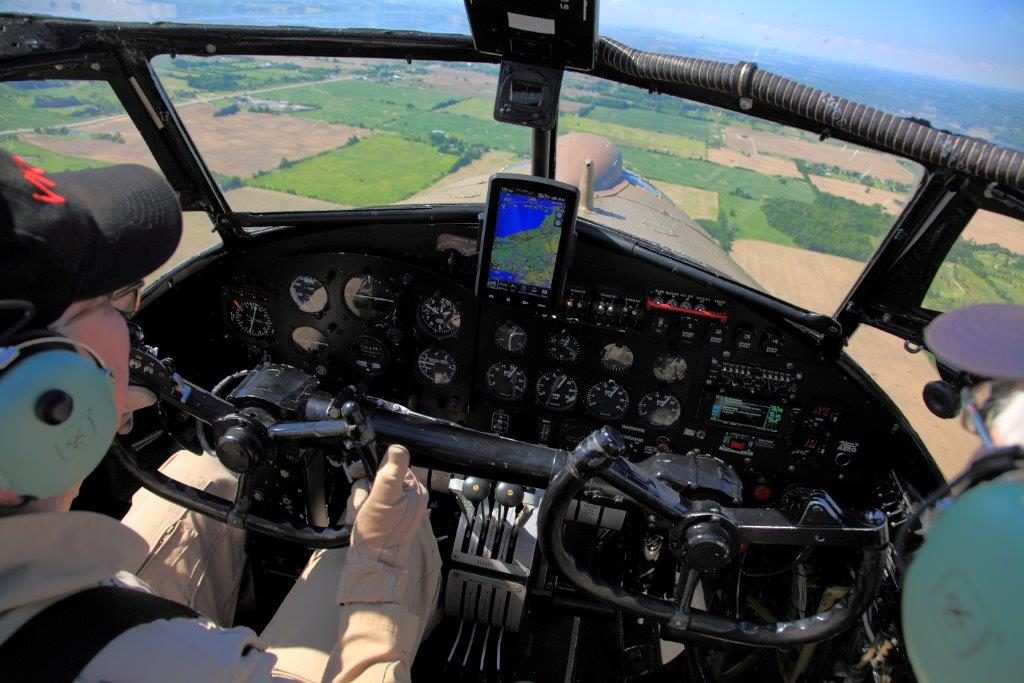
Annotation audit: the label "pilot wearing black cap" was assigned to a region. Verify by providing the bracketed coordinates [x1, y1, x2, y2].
[0, 149, 441, 682]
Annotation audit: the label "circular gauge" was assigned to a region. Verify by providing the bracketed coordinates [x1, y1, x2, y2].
[535, 371, 579, 411]
[494, 321, 527, 354]
[638, 392, 682, 428]
[586, 379, 630, 420]
[289, 275, 328, 314]
[546, 330, 580, 364]
[600, 343, 634, 373]
[417, 347, 458, 387]
[228, 299, 275, 338]
[348, 335, 390, 375]
[652, 353, 688, 383]
[291, 326, 329, 356]
[343, 274, 395, 321]
[418, 295, 461, 339]
[485, 361, 528, 400]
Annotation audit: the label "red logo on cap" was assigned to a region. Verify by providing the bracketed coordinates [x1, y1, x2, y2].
[12, 155, 65, 205]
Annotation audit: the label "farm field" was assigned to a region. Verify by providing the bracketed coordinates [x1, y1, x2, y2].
[0, 137, 110, 172]
[273, 79, 463, 127]
[621, 146, 817, 202]
[560, 114, 705, 158]
[963, 209, 1024, 253]
[808, 174, 907, 215]
[382, 110, 531, 154]
[583, 106, 714, 140]
[707, 147, 802, 178]
[249, 135, 459, 206]
[724, 126, 918, 183]
[399, 150, 519, 204]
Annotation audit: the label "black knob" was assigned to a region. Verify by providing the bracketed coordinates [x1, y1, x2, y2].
[683, 522, 735, 571]
[216, 425, 265, 473]
[923, 380, 960, 419]
[462, 477, 491, 502]
[35, 390, 73, 425]
[495, 482, 524, 507]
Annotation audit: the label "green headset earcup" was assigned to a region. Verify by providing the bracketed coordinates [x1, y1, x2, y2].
[0, 348, 117, 499]
[902, 480, 1024, 682]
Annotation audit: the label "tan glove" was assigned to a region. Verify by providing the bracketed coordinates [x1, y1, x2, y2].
[332, 445, 436, 683]
[337, 444, 428, 606]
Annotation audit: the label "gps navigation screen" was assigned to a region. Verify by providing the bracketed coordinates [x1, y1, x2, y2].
[486, 188, 567, 301]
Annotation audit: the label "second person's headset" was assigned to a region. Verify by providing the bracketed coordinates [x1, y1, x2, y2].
[0, 299, 117, 502]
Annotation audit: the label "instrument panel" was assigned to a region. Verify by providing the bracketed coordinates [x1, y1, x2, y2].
[215, 238, 890, 497]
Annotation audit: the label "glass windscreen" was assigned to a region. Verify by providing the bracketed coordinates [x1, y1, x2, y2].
[557, 73, 924, 315]
[923, 209, 1024, 311]
[151, 56, 530, 211]
[0, 79, 220, 274]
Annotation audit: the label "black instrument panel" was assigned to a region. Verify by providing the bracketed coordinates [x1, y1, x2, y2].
[215, 238, 889, 496]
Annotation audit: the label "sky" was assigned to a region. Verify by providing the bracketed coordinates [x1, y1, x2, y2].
[5, 0, 1023, 91]
[600, 0, 1024, 91]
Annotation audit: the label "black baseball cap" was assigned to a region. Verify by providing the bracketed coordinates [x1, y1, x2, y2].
[924, 303, 1024, 381]
[0, 148, 182, 326]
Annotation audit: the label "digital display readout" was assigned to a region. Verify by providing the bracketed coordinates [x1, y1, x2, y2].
[709, 395, 785, 433]
[485, 188, 567, 302]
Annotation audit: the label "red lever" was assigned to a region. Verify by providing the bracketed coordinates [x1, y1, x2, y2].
[644, 297, 728, 323]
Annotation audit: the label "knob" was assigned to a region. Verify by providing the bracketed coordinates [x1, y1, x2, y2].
[683, 522, 735, 571]
[923, 380, 960, 419]
[216, 426, 265, 473]
[462, 477, 491, 502]
[495, 482, 524, 507]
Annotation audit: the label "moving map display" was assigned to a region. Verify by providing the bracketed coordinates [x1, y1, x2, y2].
[486, 189, 567, 301]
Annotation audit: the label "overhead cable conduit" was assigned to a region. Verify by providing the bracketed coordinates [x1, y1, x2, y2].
[599, 38, 1024, 191]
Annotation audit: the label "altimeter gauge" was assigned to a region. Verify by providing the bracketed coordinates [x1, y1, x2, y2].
[418, 295, 461, 339]
[535, 371, 579, 411]
[585, 379, 630, 420]
[229, 299, 275, 338]
[417, 347, 458, 387]
[638, 392, 682, 428]
[546, 330, 580, 364]
[486, 361, 528, 400]
[289, 274, 328, 314]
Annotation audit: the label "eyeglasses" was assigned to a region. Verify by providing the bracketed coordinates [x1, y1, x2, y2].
[52, 280, 144, 328]
[960, 380, 1024, 450]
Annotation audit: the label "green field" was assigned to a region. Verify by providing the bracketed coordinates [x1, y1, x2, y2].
[383, 110, 531, 154]
[0, 81, 123, 131]
[560, 115, 705, 159]
[718, 194, 796, 246]
[583, 106, 714, 141]
[248, 135, 459, 205]
[0, 136, 110, 172]
[273, 80, 464, 128]
[620, 146, 816, 203]
[442, 98, 494, 119]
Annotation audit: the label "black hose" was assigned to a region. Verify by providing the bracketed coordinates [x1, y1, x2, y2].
[599, 38, 1024, 190]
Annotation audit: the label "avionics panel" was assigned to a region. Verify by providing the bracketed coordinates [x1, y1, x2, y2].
[708, 394, 786, 433]
[476, 174, 578, 311]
